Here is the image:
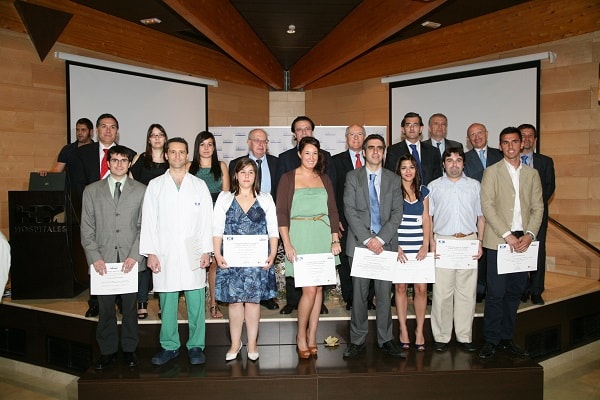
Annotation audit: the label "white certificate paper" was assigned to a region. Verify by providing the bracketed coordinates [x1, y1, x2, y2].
[294, 253, 337, 287]
[392, 253, 436, 283]
[436, 239, 479, 269]
[350, 247, 396, 282]
[223, 235, 268, 267]
[497, 242, 539, 274]
[90, 263, 138, 295]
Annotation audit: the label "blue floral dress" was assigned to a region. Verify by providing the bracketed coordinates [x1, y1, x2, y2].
[215, 199, 277, 303]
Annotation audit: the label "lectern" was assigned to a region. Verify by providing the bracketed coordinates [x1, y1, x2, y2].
[8, 191, 86, 299]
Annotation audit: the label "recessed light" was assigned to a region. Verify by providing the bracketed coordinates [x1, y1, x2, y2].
[287, 24, 296, 34]
[421, 21, 441, 29]
[140, 17, 162, 25]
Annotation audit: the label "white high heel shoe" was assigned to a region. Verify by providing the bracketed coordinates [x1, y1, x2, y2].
[247, 350, 259, 361]
[225, 341, 243, 361]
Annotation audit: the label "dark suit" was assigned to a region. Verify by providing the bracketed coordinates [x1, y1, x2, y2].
[275, 145, 336, 308]
[384, 141, 442, 185]
[228, 153, 278, 197]
[463, 147, 503, 183]
[344, 167, 403, 346]
[463, 146, 503, 297]
[525, 153, 556, 296]
[332, 150, 374, 305]
[423, 138, 463, 156]
[80, 177, 146, 355]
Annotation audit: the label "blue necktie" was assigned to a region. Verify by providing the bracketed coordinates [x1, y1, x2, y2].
[479, 149, 486, 168]
[521, 155, 528, 166]
[409, 144, 423, 178]
[369, 174, 381, 234]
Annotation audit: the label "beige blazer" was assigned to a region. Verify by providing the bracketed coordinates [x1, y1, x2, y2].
[480, 160, 544, 249]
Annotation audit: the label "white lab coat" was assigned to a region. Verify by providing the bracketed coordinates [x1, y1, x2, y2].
[140, 170, 213, 292]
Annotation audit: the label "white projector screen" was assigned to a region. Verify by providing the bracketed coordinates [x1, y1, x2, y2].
[389, 61, 540, 149]
[66, 61, 208, 155]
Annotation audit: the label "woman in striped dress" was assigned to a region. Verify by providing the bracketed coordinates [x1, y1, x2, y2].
[395, 154, 431, 351]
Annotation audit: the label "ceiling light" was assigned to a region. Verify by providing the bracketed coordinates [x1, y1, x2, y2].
[140, 17, 162, 25]
[287, 24, 296, 34]
[421, 21, 441, 29]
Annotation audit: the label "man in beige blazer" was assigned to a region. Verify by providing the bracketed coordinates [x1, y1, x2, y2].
[478, 127, 544, 359]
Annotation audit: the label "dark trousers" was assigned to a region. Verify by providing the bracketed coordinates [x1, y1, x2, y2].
[476, 248, 488, 296]
[284, 277, 303, 306]
[137, 268, 152, 303]
[338, 232, 374, 304]
[483, 249, 527, 345]
[525, 221, 548, 296]
[97, 292, 138, 355]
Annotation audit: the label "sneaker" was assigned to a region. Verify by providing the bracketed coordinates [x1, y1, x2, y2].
[151, 348, 179, 365]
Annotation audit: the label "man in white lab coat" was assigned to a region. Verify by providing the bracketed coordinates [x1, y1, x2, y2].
[140, 137, 214, 366]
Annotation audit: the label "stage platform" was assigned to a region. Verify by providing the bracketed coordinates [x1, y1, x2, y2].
[1, 272, 599, 400]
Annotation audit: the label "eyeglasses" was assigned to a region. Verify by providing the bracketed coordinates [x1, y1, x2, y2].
[149, 133, 166, 138]
[249, 139, 269, 145]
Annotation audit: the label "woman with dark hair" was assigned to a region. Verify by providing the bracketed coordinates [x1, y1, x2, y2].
[276, 137, 341, 359]
[188, 131, 230, 318]
[130, 123, 169, 319]
[213, 158, 278, 362]
[394, 153, 431, 351]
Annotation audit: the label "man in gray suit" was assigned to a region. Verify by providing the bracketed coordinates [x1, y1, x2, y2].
[343, 134, 405, 359]
[424, 113, 463, 156]
[81, 145, 146, 370]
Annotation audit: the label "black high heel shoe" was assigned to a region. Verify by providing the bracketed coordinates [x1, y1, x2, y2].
[137, 301, 148, 319]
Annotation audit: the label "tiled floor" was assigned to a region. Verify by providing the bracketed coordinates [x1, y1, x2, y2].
[0, 340, 598, 400]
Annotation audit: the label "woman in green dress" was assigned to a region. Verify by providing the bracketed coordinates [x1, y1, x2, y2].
[276, 137, 341, 359]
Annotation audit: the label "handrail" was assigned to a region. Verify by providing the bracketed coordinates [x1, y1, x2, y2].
[549, 217, 600, 256]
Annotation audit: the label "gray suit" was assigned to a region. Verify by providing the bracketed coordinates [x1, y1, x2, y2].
[81, 177, 146, 355]
[344, 167, 403, 346]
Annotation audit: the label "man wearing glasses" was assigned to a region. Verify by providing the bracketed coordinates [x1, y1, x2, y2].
[274, 116, 336, 315]
[228, 128, 280, 310]
[384, 112, 442, 185]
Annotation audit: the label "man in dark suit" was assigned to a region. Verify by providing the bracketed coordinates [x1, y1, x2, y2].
[518, 124, 556, 305]
[463, 122, 504, 302]
[228, 128, 279, 310]
[72, 113, 135, 318]
[343, 134, 405, 359]
[274, 116, 336, 315]
[423, 113, 463, 156]
[384, 112, 442, 185]
[332, 124, 375, 311]
[80, 145, 146, 370]
[479, 127, 543, 360]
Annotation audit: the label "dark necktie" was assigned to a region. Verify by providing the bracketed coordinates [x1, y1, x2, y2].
[256, 159, 262, 186]
[114, 181, 121, 205]
[355, 153, 362, 169]
[369, 174, 381, 234]
[100, 148, 109, 178]
[436, 141, 442, 156]
[409, 144, 423, 178]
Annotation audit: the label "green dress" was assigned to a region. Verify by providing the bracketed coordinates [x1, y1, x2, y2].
[285, 188, 339, 277]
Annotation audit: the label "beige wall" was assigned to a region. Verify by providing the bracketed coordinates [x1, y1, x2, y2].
[0, 29, 269, 236]
[305, 31, 600, 248]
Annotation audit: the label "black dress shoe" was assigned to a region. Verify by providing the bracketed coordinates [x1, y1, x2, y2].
[434, 341, 448, 352]
[94, 353, 116, 370]
[343, 342, 366, 358]
[379, 340, 406, 358]
[479, 342, 496, 359]
[498, 340, 529, 357]
[521, 293, 530, 303]
[279, 304, 296, 314]
[260, 299, 279, 310]
[123, 352, 138, 367]
[85, 305, 99, 318]
[458, 342, 478, 352]
[530, 294, 545, 305]
[367, 301, 376, 310]
[320, 303, 329, 314]
[345, 302, 352, 311]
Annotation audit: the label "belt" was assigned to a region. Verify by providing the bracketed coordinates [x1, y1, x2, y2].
[452, 232, 475, 238]
[291, 213, 330, 227]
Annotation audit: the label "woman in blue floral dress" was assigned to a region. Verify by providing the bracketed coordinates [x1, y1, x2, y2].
[213, 158, 279, 362]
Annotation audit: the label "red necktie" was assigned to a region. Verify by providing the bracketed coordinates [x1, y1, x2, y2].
[355, 153, 362, 169]
[100, 148, 109, 179]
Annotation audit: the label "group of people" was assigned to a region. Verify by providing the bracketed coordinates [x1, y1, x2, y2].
[51, 110, 553, 369]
